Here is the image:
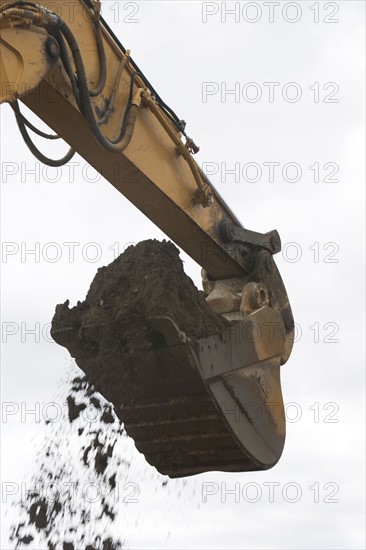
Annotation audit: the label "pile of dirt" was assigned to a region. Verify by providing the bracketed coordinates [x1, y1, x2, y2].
[51, 239, 229, 410]
[50, 240, 231, 477]
[52, 239, 227, 341]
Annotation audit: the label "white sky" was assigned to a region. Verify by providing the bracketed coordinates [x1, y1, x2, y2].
[0, 1, 365, 548]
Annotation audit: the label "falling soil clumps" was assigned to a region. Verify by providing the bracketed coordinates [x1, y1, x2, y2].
[10, 376, 126, 549]
[67, 395, 87, 422]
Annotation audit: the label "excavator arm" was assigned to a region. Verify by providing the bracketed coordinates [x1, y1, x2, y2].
[0, 0, 294, 476]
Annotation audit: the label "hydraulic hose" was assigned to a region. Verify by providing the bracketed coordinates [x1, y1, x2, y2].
[11, 101, 76, 167]
[57, 19, 141, 153]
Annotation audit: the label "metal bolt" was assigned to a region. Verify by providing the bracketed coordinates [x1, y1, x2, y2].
[240, 282, 270, 316]
[45, 37, 60, 59]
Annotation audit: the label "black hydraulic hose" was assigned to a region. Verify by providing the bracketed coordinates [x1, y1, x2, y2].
[10, 101, 75, 167]
[71, 0, 106, 97]
[14, 110, 60, 139]
[47, 26, 81, 109]
[57, 19, 140, 153]
[88, 19, 107, 97]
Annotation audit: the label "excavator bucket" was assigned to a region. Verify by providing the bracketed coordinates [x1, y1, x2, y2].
[51, 240, 292, 478]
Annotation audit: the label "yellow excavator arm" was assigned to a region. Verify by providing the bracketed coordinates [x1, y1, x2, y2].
[0, 0, 294, 477]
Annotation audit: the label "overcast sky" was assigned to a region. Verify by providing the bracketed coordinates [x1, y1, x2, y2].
[1, 1, 365, 548]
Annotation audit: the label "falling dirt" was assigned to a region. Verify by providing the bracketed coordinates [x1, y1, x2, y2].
[10, 375, 126, 549]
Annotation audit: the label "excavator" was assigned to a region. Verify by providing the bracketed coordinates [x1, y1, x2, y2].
[0, 0, 294, 478]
